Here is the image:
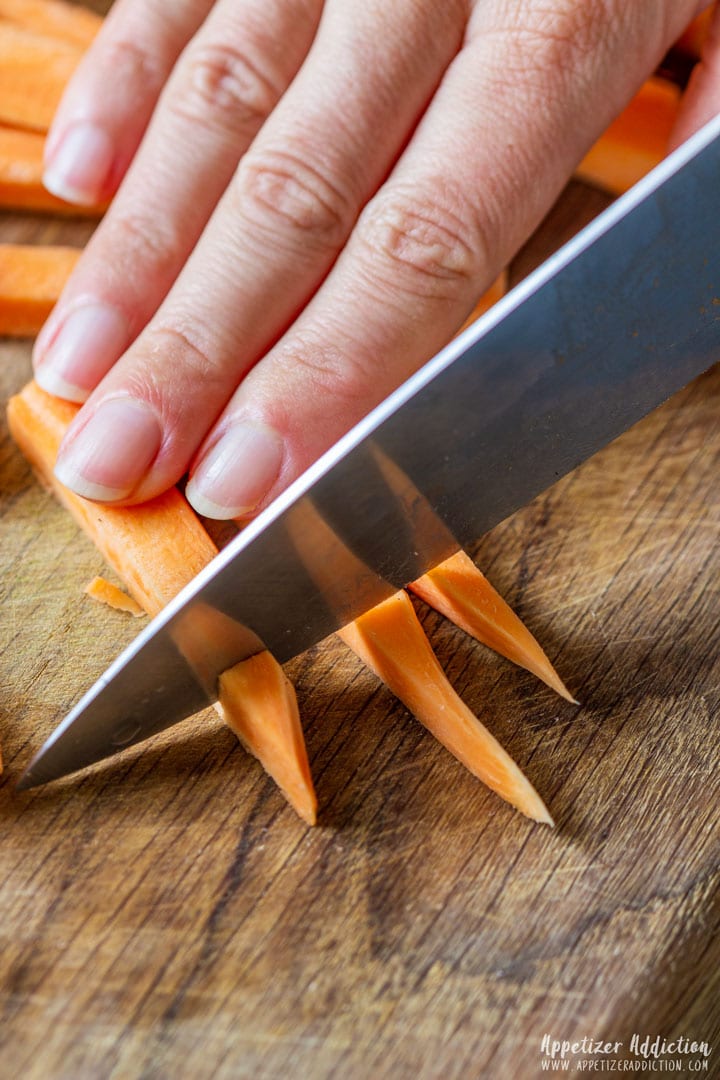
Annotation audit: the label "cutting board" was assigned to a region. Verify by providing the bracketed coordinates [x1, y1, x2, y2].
[0, 23, 718, 1079]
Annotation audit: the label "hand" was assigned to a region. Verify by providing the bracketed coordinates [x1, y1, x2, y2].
[33, 0, 717, 519]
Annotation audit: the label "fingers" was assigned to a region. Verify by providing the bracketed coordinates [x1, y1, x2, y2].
[185, 0, 705, 519]
[42, 0, 214, 206]
[670, 3, 720, 149]
[53, 0, 467, 504]
[33, 0, 322, 403]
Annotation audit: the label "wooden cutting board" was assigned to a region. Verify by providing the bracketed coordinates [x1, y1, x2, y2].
[0, 58, 718, 1080]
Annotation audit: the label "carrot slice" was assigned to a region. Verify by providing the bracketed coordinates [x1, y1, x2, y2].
[0, 125, 102, 214]
[339, 591, 553, 823]
[576, 77, 680, 196]
[7, 381, 316, 823]
[0, 23, 82, 132]
[0, 0, 101, 48]
[0, 244, 80, 337]
[409, 550, 575, 702]
[84, 576, 145, 618]
[220, 655, 316, 826]
[676, 10, 712, 59]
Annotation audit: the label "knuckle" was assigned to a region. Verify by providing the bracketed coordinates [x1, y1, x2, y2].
[143, 322, 225, 394]
[173, 42, 280, 134]
[488, 1, 620, 84]
[356, 185, 479, 302]
[232, 149, 352, 248]
[273, 330, 376, 417]
[102, 36, 167, 94]
[103, 211, 181, 278]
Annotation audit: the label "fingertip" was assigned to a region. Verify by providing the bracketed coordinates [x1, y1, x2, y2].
[43, 122, 115, 207]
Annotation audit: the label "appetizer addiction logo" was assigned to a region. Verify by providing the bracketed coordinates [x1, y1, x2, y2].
[539, 1033, 711, 1071]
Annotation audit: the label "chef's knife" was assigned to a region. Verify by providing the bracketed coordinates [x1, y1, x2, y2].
[19, 113, 720, 790]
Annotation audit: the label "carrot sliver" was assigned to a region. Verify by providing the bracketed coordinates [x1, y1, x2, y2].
[0, 0, 101, 48]
[409, 550, 576, 703]
[0, 244, 80, 337]
[7, 382, 317, 823]
[220, 655, 317, 826]
[0, 125, 102, 214]
[576, 77, 680, 196]
[339, 591, 553, 824]
[0, 23, 82, 132]
[84, 576, 145, 618]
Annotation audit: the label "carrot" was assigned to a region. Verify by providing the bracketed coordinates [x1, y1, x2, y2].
[7, 381, 317, 824]
[409, 550, 575, 702]
[0, 0, 101, 48]
[220, 655, 316, 826]
[0, 23, 82, 132]
[284, 498, 551, 821]
[0, 243, 79, 337]
[576, 77, 680, 196]
[0, 124, 102, 214]
[338, 591, 553, 823]
[84, 576, 145, 618]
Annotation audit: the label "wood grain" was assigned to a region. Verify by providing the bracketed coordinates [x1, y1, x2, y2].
[0, 7, 719, 1078]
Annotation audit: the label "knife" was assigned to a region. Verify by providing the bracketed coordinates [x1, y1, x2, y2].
[19, 113, 720, 790]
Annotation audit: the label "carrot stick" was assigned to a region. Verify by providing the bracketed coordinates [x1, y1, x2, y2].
[0, 125, 102, 214]
[0, 243, 80, 337]
[284, 499, 551, 821]
[409, 550, 575, 702]
[7, 381, 317, 824]
[576, 77, 680, 195]
[338, 591, 553, 823]
[0, 0, 101, 48]
[0, 23, 82, 132]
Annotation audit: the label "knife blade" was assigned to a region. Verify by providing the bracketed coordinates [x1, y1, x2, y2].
[19, 113, 720, 790]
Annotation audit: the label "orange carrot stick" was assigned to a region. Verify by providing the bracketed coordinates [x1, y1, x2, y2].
[409, 550, 575, 702]
[338, 591, 553, 823]
[576, 77, 680, 196]
[7, 381, 317, 824]
[0, 23, 82, 132]
[0, 0, 101, 48]
[220, 655, 317, 826]
[0, 125, 102, 214]
[0, 243, 80, 337]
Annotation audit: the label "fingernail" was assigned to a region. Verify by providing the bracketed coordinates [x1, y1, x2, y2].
[34, 303, 128, 403]
[186, 422, 283, 520]
[55, 398, 162, 501]
[43, 122, 115, 206]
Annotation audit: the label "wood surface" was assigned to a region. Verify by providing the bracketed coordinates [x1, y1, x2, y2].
[0, 8, 719, 1078]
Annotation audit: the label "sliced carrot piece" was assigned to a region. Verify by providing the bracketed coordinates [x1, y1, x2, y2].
[0, 244, 80, 337]
[0, 125, 102, 214]
[220, 655, 316, 826]
[84, 576, 145, 618]
[409, 550, 575, 702]
[0, 0, 101, 48]
[0, 23, 82, 132]
[576, 77, 681, 196]
[339, 591, 553, 823]
[7, 381, 316, 823]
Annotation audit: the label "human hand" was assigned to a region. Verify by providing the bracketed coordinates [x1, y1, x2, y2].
[33, 0, 718, 519]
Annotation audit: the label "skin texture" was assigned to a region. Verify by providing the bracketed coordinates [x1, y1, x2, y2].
[32, 0, 719, 519]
